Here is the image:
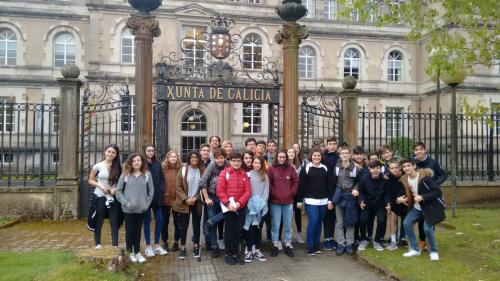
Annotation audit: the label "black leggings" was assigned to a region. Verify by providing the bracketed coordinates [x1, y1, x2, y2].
[245, 220, 264, 251]
[125, 213, 144, 254]
[224, 211, 246, 256]
[294, 201, 302, 233]
[94, 196, 121, 246]
[179, 205, 201, 246]
[323, 208, 335, 239]
[161, 206, 181, 244]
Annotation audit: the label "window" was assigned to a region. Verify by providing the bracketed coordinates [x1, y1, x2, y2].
[324, 0, 337, 20]
[0, 29, 16, 65]
[181, 109, 207, 157]
[386, 107, 404, 137]
[181, 136, 206, 159]
[299, 46, 316, 79]
[387, 50, 403, 81]
[347, 0, 359, 21]
[343, 48, 360, 79]
[0, 97, 15, 132]
[389, 0, 402, 19]
[121, 96, 135, 132]
[121, 28, 135, 64]
[243, 34, 263, 70]
[182, 26, 207, 67]
[51, 98, 59, 133]
[51, 153, 59, 165]
[304, 0, 316, 19]
[368, 0, 379, 22]
[242, 103, 262, 133]
[1, 153, 13, 164]
[248, 0, 261, 3]
[54, 32, 75, 67]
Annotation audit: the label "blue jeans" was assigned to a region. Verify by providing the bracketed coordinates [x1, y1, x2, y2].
[270, 203, 293, 244]
[305, 204, 327, 248]
[143, 206, 163, 245]
[205, 194, 223, 248]
[403, 208, 438, 252]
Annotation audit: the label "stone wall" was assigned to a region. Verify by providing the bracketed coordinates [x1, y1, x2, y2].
[0, 187, 54, 219]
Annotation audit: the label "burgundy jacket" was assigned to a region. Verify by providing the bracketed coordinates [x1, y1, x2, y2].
[268, 164, 299, 205]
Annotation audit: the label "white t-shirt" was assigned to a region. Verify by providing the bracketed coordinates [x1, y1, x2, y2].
[408, 174, 420, 210]
[92, 162, 112, 197]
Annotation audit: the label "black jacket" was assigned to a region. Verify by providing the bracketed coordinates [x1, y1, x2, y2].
[297, 163, 336, 202]
[386, 173, 406, 203]
[358, 173, 390, 209]
[414, 154, 447, 185]
[148, 160, 164, 209]
[321, 151, 339, 175]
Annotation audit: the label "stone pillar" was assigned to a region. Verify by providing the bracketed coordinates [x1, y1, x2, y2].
[338, 76, 360, 147]
[127, 14, 160, 152]
[275, 0, 308, 148]
[55, 64, 82, 220]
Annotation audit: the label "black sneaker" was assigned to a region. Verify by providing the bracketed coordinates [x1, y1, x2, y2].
[336, 244, 345, 255]
[284, 246, 295, 257]
[314, 246, 323, 254]
[345, 244, 354, 255]
[193, 247, 200, 258]
[205, 244, 212, 251]
[306, 247, 316, 256]
[211, 247, 220, 258]
[162, 242, 170, 252]
[236, 254, 245, 265]
[398, 239, 408, 247]
[224, 254, 237, 265]
[179, 248, 187, 259]
[270, 246, 279, 257]
[172, 242, 180, 252]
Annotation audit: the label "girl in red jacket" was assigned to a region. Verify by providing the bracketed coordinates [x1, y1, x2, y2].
[216, 151, 251, 265]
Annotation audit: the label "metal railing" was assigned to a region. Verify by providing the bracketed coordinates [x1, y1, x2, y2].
[359, 107, 499, 181]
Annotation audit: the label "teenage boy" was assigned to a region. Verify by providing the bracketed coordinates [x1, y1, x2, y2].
[200, 144, 212, 168]
[379, 144, 399, 170]
[256, 140, 268, 169]
[400, 158, 445, 261]
[245, 138, 257, 153]
[413, 142, 447, 251]
[386, 159, 407, 250]
[351, 145, 367, 244]
[332, 146, 361, 255]
[357, 160, 390, 251]
[266, 139, 278, 167]
[321, 137, 339, 251]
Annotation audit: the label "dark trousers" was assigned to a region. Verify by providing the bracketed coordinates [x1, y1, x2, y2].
[224, 210, 246, 256]
[418, 217, 426, 241]
[125, 213, 144, 254]
[179, 205, 201, 246]
[294, 201, 302, 233]
[94, 196, 120, 246]
[360, 207, 386, 243]
[323, 208, 335, 239]
[161, 206, 180, 244]
[245, 220, 264, 251]
[205, 194, 223, 248]
[218, 220, 224, 240]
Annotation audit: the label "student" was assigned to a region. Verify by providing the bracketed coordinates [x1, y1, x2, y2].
[216, 151, 251, 265]
[352, 146, 367, 171]
[379, 144, 399, 170]
[161, 150, 182, 252]
[287, 146, 304, 244]
[368, 152, 386, 174]
[243, 155, 269, 263]
[256, 140, 267, 157]
[116, 154, 154, 263]
[245, 138, 257, 153]
[321, 137, 339, 251]
[297, 147, 335, 256]
[400, 158, 445, 261]
[199, 143, 212, 168]
[221, 139, 233, 160]
[88, 144, 122, 249]
[199, 148, 227, 258]
[142, 145, 167, 257]
[242, 150, 255, 172]
[268, 149, 299, 258]
[357, 160, 391, 252]
[173, 151, 205, 259]
[266, 139, 278, 166]
[386, 159, 407, 250]
[332, 146, 361, 255]
[208, 135, 221, 159]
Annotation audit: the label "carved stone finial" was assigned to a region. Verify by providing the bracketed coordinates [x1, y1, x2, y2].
[61, 64, 80, 79]
[342, 75, 357, 90]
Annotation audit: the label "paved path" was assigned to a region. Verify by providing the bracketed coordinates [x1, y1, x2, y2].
[0, 220, 385, 281]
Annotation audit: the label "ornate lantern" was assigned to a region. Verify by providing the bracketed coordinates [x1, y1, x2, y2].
[209, 14, 234, 60]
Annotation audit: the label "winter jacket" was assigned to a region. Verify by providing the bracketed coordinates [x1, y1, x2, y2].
[148, 160, 164, 209]
[161, 164, 179, 206]
[386, 173, 406, 204]
[400, 168, 446, 225]
[358, 173, 390, 209]
[333, 160, 361, 192]
[173, 165, 205, 214]
[297, 163, 335, 202]
[332, 189, 359, 227]
[216, 166, 251, 210]
[322, 151, 339, 174]
[268, 163, 299, 205]
[199, 161, 227, 195]
[414, 154, 448, 185]
[116, 172, 154, 214]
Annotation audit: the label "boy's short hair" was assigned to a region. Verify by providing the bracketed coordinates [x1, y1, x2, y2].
[388, 159, 401, 167]
[352, 145, 366, 155]
[200, 143, 210, 150]
[231, 151, 244, 160]
[326, 137, 338, 143]
[338, 145, 350, 154]
[413, 141, 426, 150]
[379, 144, 392, 153]
[368, 160, 382, 168]
[400, 158, 416, 166]
[256, 140, 267, 146]
[245, 137, 257, 146]
[367, 151, 380, 159]
[267, 139, 277, 145]
[213, 148, 225, 158]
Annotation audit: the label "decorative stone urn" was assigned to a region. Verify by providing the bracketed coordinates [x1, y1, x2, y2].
[342, 75, 357, 89]
[275, 0, 308, 21]
[61, 64, 80, 79]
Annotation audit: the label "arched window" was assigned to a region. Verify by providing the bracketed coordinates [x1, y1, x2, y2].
[299, 46, 316, 79]
[324, 0, 337, 20]
[0, 29, 16, 65]
[53, 32, 75, 67]
[243, 33, 262, 69]
[387, 50, 403, 81]
[121, 28, 134, 64]
[343, 48, 360, 78]
[181, 109, 207, 157]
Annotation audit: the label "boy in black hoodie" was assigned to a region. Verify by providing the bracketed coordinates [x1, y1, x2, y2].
[385, 159, 407, 250]
[321, 137, 339, 251]
[357, 160, 390, 251]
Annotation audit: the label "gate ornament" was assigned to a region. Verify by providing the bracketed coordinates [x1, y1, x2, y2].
[209, 14, 234, 60]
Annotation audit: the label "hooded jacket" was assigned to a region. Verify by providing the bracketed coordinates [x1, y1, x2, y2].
[173, 165, 205, 214]
[162, 163, 179, 206]
[216, 166, 251, 210]
[414, 154, 448, 185]
[148, 160, 164, 209]
[358, 173, 391, 209]
[268, 163, 299, 205]
[199, 161, 227, 195]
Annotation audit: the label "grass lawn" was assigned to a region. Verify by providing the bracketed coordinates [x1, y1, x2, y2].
[360, 208, 500, 281]
[0, 250, 143, 281]
[0, 217, 15, 227]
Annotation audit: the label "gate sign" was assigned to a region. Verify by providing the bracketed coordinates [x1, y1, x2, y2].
[158, 84, 280, 104]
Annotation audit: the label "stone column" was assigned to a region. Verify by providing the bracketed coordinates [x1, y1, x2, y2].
[127, 14, 160, 152]
[338, 76, 360, 147]
[275, 1, 308, 148]
[55, 64, 82, 220]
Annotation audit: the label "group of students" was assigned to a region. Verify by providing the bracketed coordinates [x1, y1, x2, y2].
[88, 136, 447, 265]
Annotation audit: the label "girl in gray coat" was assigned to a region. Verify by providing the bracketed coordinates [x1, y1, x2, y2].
[116, 153, 154, 263]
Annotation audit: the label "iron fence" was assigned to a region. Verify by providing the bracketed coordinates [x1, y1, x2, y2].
[0, 102, 59, 187]
[359, 107, 499, 181]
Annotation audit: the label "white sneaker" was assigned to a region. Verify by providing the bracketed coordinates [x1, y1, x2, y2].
[218, 239, 225, 250]
[129, 253, 138, 263]
[373, 242, 384, 251]
[277, 241, 283, 250]
[136, 252, 146, 263]
[358, 240, 367, 251]
[296, 233, 305, 244]
[144, 246, 155, 257]
[154, 246, 168, 256]
[95, 244, 102, 250]
[403, 249, 420, 257]
[430, 252, 439, 261]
